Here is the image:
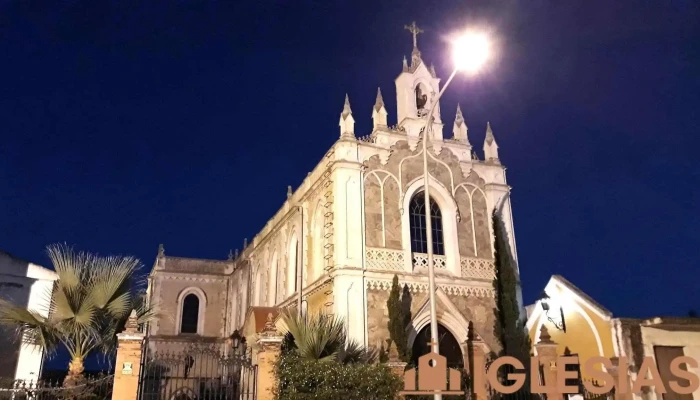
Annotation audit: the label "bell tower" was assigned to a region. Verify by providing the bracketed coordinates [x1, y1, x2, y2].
[395, 22, 444, 142]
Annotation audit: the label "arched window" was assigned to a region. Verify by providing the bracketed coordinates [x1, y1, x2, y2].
[409, 192, 445, 255]
[180, 294, 199, 334]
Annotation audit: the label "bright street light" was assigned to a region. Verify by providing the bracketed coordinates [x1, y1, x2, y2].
[452, 32, 490, 74]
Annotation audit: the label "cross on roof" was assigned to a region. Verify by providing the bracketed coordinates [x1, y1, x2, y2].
[404, 21, 424, 49]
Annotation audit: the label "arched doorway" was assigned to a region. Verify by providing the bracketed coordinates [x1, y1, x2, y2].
[411, 324, 464, 369]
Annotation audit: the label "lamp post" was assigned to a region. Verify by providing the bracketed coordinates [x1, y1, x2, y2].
[420, 31, 489, 400]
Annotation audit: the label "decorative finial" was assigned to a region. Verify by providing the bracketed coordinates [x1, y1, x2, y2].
[287, 185, 292, 199]
[261, 312, 277, 336]
[452, 104, 469, 143]
[483, 121, 499, 163]
[402, 55, 408, 72]
[227, 249, 233, 261]
[538, 325, 554, 344]
[243, 238, 248, 248]
[342, 93, 352, 117]
[372, 87, 388, 129]
[235, 249, 239, 258]
[124, 309, 139, 333]
[339, 94, 356, 139]
[374, 87, 384, 110]
[157, 244, 165, 258]
[429, 63, 437, 78]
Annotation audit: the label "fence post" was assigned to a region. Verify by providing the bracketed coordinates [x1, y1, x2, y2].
[256, 313, 284, 400]
[534, 325, 560, 394]
[112, 310, 145, 400]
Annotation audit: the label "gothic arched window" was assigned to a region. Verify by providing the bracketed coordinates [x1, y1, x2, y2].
[409, 192, 445, 255]
[180, 294, 200, 334]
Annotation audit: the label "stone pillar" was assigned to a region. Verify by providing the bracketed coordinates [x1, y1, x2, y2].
[609, 357, 632, 400]
[534, 325, 559, 393]
[468, 327, 491, 400]
[386, 340, 408, 379]
[112, 311, 144, 400]
[256, 313, 284, 400]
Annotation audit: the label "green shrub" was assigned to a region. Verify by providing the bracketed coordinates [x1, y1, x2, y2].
[275, 351, 402, 400]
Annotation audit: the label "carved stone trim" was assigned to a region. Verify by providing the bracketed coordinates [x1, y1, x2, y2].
[365, 279, 494, 298]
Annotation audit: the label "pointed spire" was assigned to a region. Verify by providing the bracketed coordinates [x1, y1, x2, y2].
[429, 63, 437, 78]
[483, 121, 500, 163]
[228, 249, 234, 261]
[452, 104, 469, 143]
[372, 88, 388, 130]
[374, 88, 384, 110]
[402, 56, 408, 72]
[157, 244, 165, 258]
[342, 93, 352, 117]
[287, 185, 292, 199]
[339, 93, 356, 139]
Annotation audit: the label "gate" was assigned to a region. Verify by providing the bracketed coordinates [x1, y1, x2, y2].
[137, 336, 257, 400]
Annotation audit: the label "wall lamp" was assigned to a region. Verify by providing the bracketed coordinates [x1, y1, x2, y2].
[539, 291, 566, 332]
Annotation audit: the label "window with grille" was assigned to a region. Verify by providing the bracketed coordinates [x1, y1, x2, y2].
[409, 192, 445, 255]
[180, 294, 199, 334]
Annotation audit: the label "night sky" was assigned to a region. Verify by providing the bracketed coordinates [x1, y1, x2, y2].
[1, 1, 699, 322]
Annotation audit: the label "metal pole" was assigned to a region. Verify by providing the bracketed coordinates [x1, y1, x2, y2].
[422, 67, 458, 400]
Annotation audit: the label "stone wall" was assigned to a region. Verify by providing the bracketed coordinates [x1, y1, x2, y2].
[153, 277, 229, 337]
[363, 139, 492, 258]
[367, 289, 391, 350]
[366, 287, 500, 355]
[446, 294, 500, 353]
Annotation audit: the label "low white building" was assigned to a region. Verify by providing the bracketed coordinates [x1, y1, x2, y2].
[0, 250, 58, 382]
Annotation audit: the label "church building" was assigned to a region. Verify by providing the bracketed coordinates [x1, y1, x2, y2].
[145, 25, 522, 368]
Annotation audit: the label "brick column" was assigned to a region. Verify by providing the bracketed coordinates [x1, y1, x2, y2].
[256, 313, 284, 400]
[534, 325, 559, 394]
[112, 311, 144, 400]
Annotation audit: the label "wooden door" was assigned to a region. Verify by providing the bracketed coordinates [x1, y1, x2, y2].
[653, 346, 694, 400]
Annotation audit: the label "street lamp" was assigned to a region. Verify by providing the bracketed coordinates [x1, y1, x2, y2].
[420, 31, 490, 398]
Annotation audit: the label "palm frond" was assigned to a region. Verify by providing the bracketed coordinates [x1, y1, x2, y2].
[0, 299, 61, 355]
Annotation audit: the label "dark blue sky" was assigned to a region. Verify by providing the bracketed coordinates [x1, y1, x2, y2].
[1, 1, 699, 319]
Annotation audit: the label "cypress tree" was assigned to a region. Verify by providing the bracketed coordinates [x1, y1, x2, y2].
[492, 211, 531, 368]
[387, 274, 411, 362]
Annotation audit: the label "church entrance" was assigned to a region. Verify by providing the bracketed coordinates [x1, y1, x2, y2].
[411, 324, 464, 369]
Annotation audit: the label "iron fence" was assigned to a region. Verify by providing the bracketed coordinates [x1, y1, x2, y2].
[137, 336, 257, 400]
[0, 374, 113, 400]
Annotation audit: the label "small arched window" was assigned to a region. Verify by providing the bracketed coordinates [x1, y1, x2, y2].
[180, 294, 200, 334]
[409, 192, 445, 255]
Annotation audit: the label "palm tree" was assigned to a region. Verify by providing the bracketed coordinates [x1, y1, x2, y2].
[0, 244, 155, 385]
[280, 309, 376, 364]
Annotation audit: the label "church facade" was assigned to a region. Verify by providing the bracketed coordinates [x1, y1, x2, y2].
[145, 31, 522, 366]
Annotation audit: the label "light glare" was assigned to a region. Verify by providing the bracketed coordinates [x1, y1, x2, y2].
[453, 32, 490, 73]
